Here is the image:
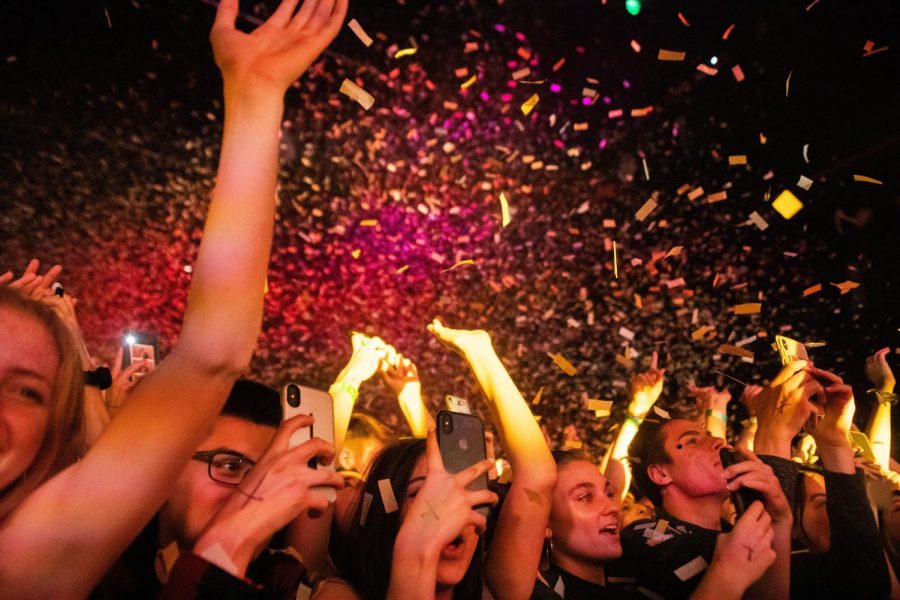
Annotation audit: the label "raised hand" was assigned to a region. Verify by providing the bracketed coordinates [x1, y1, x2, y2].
[105, 348, 148, 415]
[804, 365, 855, 451]
[739, 384, 764, 417]
[754, 360, 823, 458]
[210, 0, 348, 93]
[1, 259, 62, 300]
[688, 384, 732, 410]
[703, 501, 777, 598]
[339, 332, 389, 383]
[427, 318, 493, 358]
[381, 352, 419, 397]
[629, 351, 665, 416]
[722, 446, 792, 525]
[865, 348, 895, 393]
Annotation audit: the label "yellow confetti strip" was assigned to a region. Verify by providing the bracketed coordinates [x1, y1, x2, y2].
[733, 303, 762, 315]
[658, 49, 686, 61]
[802, 283, 822, 297]
[549, 352, 578, 376]
[719, 344, 754, 359]
[460, 74, 477, 89]
[395, 265, 410, 274]
[521, 93, 540, 116]
[347, 19, 373, 47]
[441, 259, 475, 273]
[772, 189, 803, 219]
[532, 386, 545, 405]
[339, 79, 375, 110]
[613, 241, 618, 278]
[499, 192, 511, 227]
[853, 174, 883, 185]
[394, 47, 418, 59]
[360, 219, 378, 226]
[728, 155, 747, 165]
[588, 399, 613, 412]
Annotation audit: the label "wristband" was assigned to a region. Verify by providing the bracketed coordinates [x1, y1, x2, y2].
[625, 414, 643, 428]
[705, 409, 728, 425]
[84, 367, 112, 390]
[870, 389, 898, 406]
[329, 380, 359, 401]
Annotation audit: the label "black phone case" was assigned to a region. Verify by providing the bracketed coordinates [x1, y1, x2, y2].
[436, 410, 490, 517]
[719, 448, 765, 517]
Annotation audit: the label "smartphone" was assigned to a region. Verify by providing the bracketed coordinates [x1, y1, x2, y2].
[775, 335, 809, 365]
[281, 383, 337, 502]
[444, 395, 472, 415]
[719, 448, 765, 518]
[849, 430, 877, 462]
[122, 330, 159, 378]
[436, 410, 490, 517]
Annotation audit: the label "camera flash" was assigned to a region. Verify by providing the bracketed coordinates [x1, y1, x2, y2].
[125, 334, 136, 345]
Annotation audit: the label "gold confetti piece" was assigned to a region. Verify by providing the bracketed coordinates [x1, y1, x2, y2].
[635, 197, 658, 222]
[378, 479, 399, 513]
[653, 406, 671, 419]
[676, 183, 691, 196]
[588, 399, 613, 412]
[728, 155, 747, 165]
[785, 69, 792, 97]
[532, 386, 545, 405]
[759, 132, 768, 145]
[552, 57, 566, 71]
[573, 122, 589, 131]
[797, 175, 813, 191]
[707, 190, 728, 203]
[677, 12, 690, 26]
[691, 325, 714, 341]
[613, 241, 618, 278]
[359, 492, 374, 526]
[563, 439, 583, 450]
[748, 211, 769, 231]
[732, 64, 745, 82]
[664, 245, 684, 258]
[853, 174, 883, 185]
[395, 265, 410, 274]
[441, 259, 475, 273]
[635, 294, 643, 309]
[719, 344, 754, 359]
[733, 303, 762, 315]
[347, 19, 374, 47]
[521, 93, 540, 116]
[340, 79, 375, 110]
[674, 556, 709, 581]
[394, 47, 418, 58]
[360, 219, 378, 226]
[351, 249, 361, 259]
[104, 7, 112, 27]
[499, 192, 511, 227]
[722, 24, 735, 39]
[549, 352, 578, 376]
[658, 49, 686, 61]
[696, 64, 718, 76]
[803, 283, 822, 296]
[454, 67, 469, 78]
[772, 189, 803, 219]
[831, 280, 860, 295]
[687, 187, 705, 201]
[460, 74, 477, 89]
[631, 39, 642, 53]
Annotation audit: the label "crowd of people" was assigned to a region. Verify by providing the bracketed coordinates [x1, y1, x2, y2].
[2, 0, 898, 598]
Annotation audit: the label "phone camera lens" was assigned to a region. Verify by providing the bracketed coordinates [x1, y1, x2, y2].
[441, 415, 452, 433]
[287, 385, 301, 408]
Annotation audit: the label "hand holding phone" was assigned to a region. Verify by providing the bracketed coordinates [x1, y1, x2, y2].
[775, 335, 808, 366]
[719, 448, 766, 518]
[436, 410, 491, 517]
[281, 383, 337, 502]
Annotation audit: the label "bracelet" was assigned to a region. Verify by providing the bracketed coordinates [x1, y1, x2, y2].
[625, 414, 643, 427]
[705, 409, 728, 425]
[84, 367, 112, 390]
[870, 389, 898, 406]
[329, 380, 359, 401]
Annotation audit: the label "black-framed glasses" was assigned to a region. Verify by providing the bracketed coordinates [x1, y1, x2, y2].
[192, 450, 255, 486]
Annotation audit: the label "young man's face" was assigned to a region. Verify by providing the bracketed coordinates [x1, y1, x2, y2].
[654, 419, 728, 501]
[159, 415, 277, 547]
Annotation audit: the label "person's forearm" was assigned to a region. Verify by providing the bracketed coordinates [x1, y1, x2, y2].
[194, 518, 264, 579]
[865, 401, 892, 469]
[753, 426, 793, 460]
[818, 443, 856, 475]
[81, 386, 110, 450]
[397, 384, 434, 437]
[176, 81, 283, 372]
[285, 507, 333, 582]
[689, 563, 744, 600]
[387, 534, 440, 600]
[737, 419, 757, 452]
[746, 520, 791, 600]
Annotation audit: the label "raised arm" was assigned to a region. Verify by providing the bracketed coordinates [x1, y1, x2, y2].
[428, 319, 556, 600]
[381, 351, 434, 437]
[689, 384, 731, 440]
[0, 1, 348, 595]
[864, 348, 895, 469]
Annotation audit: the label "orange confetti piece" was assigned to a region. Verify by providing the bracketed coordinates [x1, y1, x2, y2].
[635, 197, 658, 221]
[732, 64, 745, 82]
[722, 24, 735, 40]
[728, 155, 747, 165]
[630, 39, 642, 53]
[691, 325, 714, 341]
[460, 74, 477, 89]
[733, 303, 762, 315]
[802, 283, 822, 297]
[687, 187, 705, 201]
[608, 108, 624, 118]
[853, 174, 883, 185]
[360, 219, 378, 227]
[351, 249, 361, 259]
[588, 399, 613, 412]
[664, 245, 684, 258]
[697, 64, 718, 76]
[676, 183, 691, 196]
[441, 259, 475, 273]
[549, 353, 578, 376]
[635, 293, 642, 309]
[677, 12, 691, 26]
[552, 57, 566, 71]
[719, 344, 754, 359]
[830, 281, 860, 295]
[658, 49, 686, 61]
[532, 386, 545, 405]
[339, 79, 375, 110]
[707, 190, 728, 203]
[347, 19, 374, 47]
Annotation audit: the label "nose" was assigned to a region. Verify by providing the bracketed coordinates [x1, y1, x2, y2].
[709, 436, 725, 452]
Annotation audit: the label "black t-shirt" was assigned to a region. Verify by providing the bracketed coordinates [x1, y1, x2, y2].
[530, 561, 642, 600]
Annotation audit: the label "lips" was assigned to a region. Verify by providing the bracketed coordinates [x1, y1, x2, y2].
[599, 523, 619, 536]
[441, 534, 466, 559]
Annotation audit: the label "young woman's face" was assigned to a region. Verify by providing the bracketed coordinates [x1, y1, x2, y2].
[799, 473, 830, 553]
[550, 460, 622, 564]
[402, 454, 479, 588]
[0, 306, 57, 490]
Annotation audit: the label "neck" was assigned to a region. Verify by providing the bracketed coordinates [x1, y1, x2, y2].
[662, 491, 727, 531]
[551, 551, 606, 585]
[435, 585, 454, 600]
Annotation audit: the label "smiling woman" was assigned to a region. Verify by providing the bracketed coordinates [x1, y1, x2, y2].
[0, 288, 84, 518]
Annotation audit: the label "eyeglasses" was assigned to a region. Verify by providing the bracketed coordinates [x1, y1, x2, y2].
[191, 450, 255, 486]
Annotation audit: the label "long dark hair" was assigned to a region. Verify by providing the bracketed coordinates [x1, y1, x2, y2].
[336, 437, 485, 600]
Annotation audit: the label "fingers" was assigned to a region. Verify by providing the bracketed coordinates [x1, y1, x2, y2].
[456, 458, 495, 487]
[288, 0, 321, 31]
[213, 0, 239, 31]
[268, 0, 302, 27]
[805, 365, 842, 386]
[23, 259, 39, 277]
[275, 413, 317, 443]
[306, 0, 337, 31]
[466, 488, 499, 509]
[288, 436, 336, 466]
[424, 428, 446, 473]
[735, 499, 766, 524]
[111, 347, 124, 378]
[772, 359, 808, 387]
[118, 359, 147, 382]
[650, 350, 658, 371]
[0, 271, 12, 285]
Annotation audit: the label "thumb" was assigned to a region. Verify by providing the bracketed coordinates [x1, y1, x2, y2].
[213, 0, 239, 30]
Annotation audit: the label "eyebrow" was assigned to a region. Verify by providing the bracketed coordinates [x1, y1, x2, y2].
[675, 430, 702, 442]
[408, 476, 426, 485]
[9, 367, 53, 383]
[569, 482, 595, 495]
[201, 447, 254, 461]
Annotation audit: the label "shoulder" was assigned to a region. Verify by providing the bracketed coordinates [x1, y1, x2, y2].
[312, 577, 361, 600]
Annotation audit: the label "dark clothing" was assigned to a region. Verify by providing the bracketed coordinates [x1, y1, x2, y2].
[530, 561, 641, 600]
[790, 469, 890, 600]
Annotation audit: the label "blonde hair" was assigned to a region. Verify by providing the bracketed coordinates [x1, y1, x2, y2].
[0, 288, 84, 520]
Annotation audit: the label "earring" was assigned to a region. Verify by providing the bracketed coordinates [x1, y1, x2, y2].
[540, 537, 554, 572]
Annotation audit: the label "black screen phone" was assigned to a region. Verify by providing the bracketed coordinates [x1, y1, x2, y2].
[436, 410, 490, 517]
[719, 448, 765, 518]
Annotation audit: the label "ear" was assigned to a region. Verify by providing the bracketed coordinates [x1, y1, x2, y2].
[544, 525, 553, 541]
[337, 447, 354, 471]
[647, 463, 673, 487]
